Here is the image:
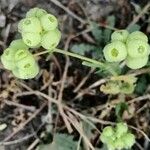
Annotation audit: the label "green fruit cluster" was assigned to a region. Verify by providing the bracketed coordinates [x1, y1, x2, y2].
[100, 122, 135, 150]
[1, 39, 39, 79]
[18, 8, 61, 50]
[103, 30, 149, 69]
[1, 8, 61, 79]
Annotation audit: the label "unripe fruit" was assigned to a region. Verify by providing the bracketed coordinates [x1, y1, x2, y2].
[26, 8, 47, 18]
[22, 32, 41, 47]
[40, 14, 58, 31]
[127, 39, 149, 58]
[116, 123, 128, 138]
[20, 17, 42, 33]
[14, 49, 30, 62]
[103, 41, 127, 62]
[1, 55, 15, 70]
[15, 54, 36, 69]
[10, 39, 28, 50]
[102, 126, 114, 137]
[126, 56, 148, 69]
[41, 29, 61, 50]
[114, 139, 124, 149]
[1, 48, 17, 70]
[111, 30, 129, 42]
[122, 133, 135, 148]
[127, 31, 148, 43]
[18, 19, 24, 33]
[12, 62, 39, 79]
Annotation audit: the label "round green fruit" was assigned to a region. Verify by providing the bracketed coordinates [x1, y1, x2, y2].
[115, 122, 128, 138]
[102, 126, 114, 137]
[127, 39, 149, 58]
[111, 30, 129, 42]
[22, 32, 41, 47]
[103, 41, 127, 62]
[21, 17, 42, 33]
[122, 133, 135, 148]
[26, 8, 47, 18]
[40, 14, 58, 31]
[10, 39, 28, 50]
[41, 29, 61, 50]
[12, 63, 39, 79]
[126, 56, 148, 69]
[127, 31, 148, 43]
[14, 49, 30, 62]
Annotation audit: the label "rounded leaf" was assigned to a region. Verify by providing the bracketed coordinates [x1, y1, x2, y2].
[41, 29, 61, 50]
[126, 56, 148, 69]
[40, 14, 58, 31]
[103, 41, 127, 62]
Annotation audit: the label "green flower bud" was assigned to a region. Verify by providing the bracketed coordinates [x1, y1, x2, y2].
[12, 62, 39, 79]
[122, 133, 135, 148]
[111, 30, 129, 42]
[115, 123, 128, 138]
[22, 32, 41, 47]
[127, 31, 148, 43]
[127, 39, 149, 58]
[103, 41, 127, 62]
[26, 8, 47, 18]
[40, 14, 58, 31]
[1, 48, 17, 70]
[10, 39, 28, 50]
[41, 29, 61, 50]
[126, 56, 148, 69]
[20, 17, 42, 33]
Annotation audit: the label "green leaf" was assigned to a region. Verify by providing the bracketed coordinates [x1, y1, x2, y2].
[103, 16, 115, 43]
[38, 134, 79, 150]
[91, 22, 103, 43]
[126, 24, 141, 32]
[71, 43, 96, 55]
[115, 102, 128, 122]
[135, 75, 147, 95]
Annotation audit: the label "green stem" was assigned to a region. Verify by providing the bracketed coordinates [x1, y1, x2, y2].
[34, 48, 117, 75]
[54, 48, 104, 66]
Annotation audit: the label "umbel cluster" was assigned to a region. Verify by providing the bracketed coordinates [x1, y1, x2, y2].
[1, 8, 61, 79]
[103, 30, 150, 69]
[100, 122, 135, 150]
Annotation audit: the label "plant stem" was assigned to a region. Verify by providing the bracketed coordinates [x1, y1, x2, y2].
[54, 48, 104, 66]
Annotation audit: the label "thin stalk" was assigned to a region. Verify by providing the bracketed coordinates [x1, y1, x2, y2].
[54, 48, 104, 66]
